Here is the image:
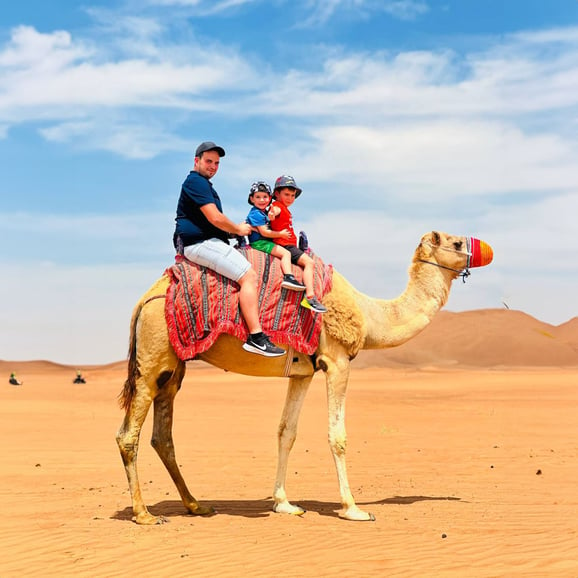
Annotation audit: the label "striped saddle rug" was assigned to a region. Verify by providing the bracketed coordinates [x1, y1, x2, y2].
[165, 247, 333, 361]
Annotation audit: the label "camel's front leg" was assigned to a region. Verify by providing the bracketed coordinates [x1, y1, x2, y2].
[322, 356, 375, 521]
[151, 383, 214, 517]
[273, 375, 313, 516]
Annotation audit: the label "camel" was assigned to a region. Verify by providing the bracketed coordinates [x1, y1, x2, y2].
[116, 231, 493, 524]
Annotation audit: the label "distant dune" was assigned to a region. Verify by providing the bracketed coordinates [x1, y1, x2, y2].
[0, 359, 128, 374]
[2, 309, 578, 373]
[353, 308, 578, 369]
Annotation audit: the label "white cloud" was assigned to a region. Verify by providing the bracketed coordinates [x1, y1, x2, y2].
[0, 25, 91, 68]
[382, 0, 429, 21]
[0, 26, 258, 129]
[142, 0, 258, 13]
[2, 24, 578, 166]
[39, 118, 192, 159]
[300, 0, 429, 25]
[304, 120, 578, 198]
[244, 31, 578, 120]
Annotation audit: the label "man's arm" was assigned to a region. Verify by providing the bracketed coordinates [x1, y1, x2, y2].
[201, 203, 251, 237]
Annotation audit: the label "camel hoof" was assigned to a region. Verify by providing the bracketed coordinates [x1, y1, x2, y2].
[273, 502, 306, 516]
[339, 508, 376, 522]
[188, 504, 216, 517]
[133, 513, 168, 525]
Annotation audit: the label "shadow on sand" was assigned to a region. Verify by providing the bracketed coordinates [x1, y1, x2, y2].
[112, 494, 462, 522]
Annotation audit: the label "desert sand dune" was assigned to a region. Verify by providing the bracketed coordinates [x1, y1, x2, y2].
[1, 309, 577, 577]
[353, 308, 578, 369]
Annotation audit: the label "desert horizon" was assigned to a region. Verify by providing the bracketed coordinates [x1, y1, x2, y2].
[2, 307, 577, 577]
[3, 307, 578, 373]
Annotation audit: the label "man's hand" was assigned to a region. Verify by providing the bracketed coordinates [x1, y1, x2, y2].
[236, 222, 252, 236]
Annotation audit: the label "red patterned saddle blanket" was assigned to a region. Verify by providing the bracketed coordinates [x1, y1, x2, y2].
[165, 247, 333, 360]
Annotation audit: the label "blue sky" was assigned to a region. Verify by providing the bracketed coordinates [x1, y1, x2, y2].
[2, 0, 578, 365]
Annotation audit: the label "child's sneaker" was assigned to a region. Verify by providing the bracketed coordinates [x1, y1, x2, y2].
[281, 274, 306, 291]
[300, 296, 327, 313]
[242, 333, 286, 357]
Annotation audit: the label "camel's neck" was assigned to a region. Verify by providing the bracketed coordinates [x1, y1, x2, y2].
[359, 261, 454, 350]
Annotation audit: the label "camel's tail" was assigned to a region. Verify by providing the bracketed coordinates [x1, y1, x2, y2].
[118, 299, 145, 412]
[119, 275, 171, 412]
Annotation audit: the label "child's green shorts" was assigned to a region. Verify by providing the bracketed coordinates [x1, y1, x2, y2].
[250, 240, 276, 254]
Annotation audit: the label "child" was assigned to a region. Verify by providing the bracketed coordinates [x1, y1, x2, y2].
[246, 181, 306, 291]
[269, 175, 327, 313]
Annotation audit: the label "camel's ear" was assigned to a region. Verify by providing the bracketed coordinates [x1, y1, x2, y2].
[431, 231, 441, 246]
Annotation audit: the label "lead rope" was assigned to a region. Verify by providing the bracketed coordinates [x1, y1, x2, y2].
[416, 259, 471, 283]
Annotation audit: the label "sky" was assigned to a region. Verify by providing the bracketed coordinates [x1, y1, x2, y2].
[2, 0, 578, 365]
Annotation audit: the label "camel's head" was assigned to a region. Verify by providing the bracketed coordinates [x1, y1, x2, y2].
[417, 231, 493, 277]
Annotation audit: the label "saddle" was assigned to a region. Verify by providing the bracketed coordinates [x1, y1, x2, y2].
[165, 247, 332, 361]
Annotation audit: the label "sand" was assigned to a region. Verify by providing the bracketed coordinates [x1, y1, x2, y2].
[1, 309, 578, 577]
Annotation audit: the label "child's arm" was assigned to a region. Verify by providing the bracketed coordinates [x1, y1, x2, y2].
[256, 224, 291, 241]
[268, 206, 281, 220]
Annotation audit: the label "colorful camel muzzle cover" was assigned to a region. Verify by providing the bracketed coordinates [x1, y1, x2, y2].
[467, 237, 493, 268]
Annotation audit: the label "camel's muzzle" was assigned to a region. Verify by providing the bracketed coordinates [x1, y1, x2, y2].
[467, 238, 493, 268]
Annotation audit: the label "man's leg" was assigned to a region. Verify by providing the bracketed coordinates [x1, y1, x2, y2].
[236, 268, 261, 334]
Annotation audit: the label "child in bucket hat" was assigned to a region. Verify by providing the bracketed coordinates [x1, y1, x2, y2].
[269, 175, 327, 314]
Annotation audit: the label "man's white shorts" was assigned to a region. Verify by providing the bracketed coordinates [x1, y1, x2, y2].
[183, 238, 251, 282]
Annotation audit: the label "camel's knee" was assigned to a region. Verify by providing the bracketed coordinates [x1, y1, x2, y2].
[329, 434, 347, 457]
[150, 435, 174, 454]
[150, 417, 175, 456]
[117, 439, 138, 466]
[116, 427, 140, 460]
[317, 355, 350, 378]
[278, 420, 297, 447]
[116, 431, 136, 452]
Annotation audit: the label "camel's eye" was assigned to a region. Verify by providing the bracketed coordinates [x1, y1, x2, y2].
[453, 241, 463, 251]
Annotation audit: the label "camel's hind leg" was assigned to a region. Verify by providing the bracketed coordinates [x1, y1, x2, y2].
[273, 375, 313, 516]
[116, 372, 163, 525]
[150, 370, 214, 518]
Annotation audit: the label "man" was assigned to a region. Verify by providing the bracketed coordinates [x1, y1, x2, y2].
[173, 141, 285, 357]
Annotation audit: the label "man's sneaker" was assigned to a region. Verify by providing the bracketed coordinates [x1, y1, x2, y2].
[300, 296, 327, 313]
[281, 274, 306, 291]
[242, 333, 286, 357]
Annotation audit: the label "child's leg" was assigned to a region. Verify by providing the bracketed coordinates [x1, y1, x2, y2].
[270, 245, 293, 275]
[296, 253, 326, 312]
[297, 253, 315, 297]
